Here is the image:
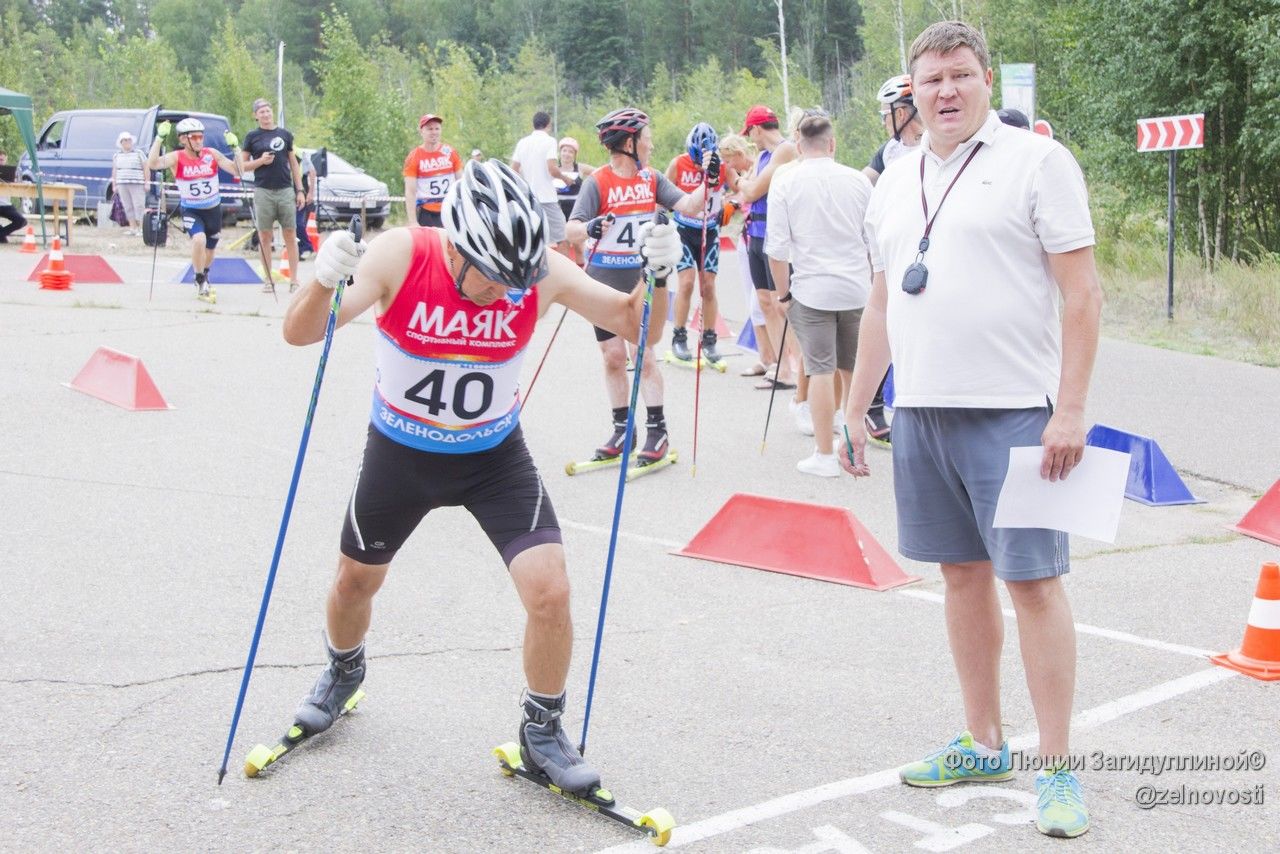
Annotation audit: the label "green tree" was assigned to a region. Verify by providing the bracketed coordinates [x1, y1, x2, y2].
[202, 18, 266, 137]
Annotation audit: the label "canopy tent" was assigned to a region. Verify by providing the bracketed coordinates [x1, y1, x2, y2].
[0, 86, 47, 244]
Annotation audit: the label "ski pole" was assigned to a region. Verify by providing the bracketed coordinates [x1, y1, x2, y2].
[579, 212, 664, 756]
[216, 215, 363, 785]
[691, 180, 710, 477]
[760, 314, 789, 454]
[521, 214, 614, 410]
[147, 206, 162, 302]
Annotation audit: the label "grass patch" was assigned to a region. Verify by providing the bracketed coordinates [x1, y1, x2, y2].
[1099, 240, 1280, 366]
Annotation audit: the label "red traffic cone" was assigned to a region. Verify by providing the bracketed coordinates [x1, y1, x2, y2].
[20, 225, 38, 253]
[277, 252, 291, 280]
[1211, 562, 1280, 681]
[306, 211, 320, 248]
[38, 235, 73, 290]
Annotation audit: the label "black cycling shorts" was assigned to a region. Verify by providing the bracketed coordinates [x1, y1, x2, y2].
[746, 235, 776, 291]
[676, 223, 720, 274]
[416, 207, 443, 227]
[181, 205, 221, 249]
[340, 424, 562, 566]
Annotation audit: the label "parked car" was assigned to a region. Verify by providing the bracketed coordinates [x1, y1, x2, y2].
[17, 107, 248, 225]
[298, 147, 389, 230]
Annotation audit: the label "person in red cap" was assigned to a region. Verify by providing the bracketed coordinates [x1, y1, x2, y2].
[730, 105, 799, 390]
[403, 114, 463, 227]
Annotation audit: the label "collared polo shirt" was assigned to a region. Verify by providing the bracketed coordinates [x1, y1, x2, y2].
[864, 110, 1095, 409]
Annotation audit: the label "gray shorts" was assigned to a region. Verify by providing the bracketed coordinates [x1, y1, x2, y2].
[892, 405, 1069, 581]
[788, 300, 862, 374]
[540, 202, 566, 244]
[254, 186, 297, 231]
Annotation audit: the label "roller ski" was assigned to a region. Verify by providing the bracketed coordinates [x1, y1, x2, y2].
[244, 644, 366, 778]
[626, 422, 678, 480]
[566, 421, 636, 476]
[663, 327, 727, 373]
[492, 692, 675, 847]
[195, 273, 217, 304]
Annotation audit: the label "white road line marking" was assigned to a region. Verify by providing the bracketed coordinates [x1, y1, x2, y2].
[592, 667, 1237, 852]
[894, 588, 1216, 659]
[562, 519, 1218, 662]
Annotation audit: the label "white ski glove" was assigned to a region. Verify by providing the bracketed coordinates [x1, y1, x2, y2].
[315, 229, 367, 289]
[638, 220, 680, 278]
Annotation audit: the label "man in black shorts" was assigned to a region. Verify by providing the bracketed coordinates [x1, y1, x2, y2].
[281, 160, 681, 796]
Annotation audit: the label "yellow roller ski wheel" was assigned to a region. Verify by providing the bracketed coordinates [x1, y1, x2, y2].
[493, 742, 524, 777]
[243, 744, 273, 778]
[639, 807, 675, 846]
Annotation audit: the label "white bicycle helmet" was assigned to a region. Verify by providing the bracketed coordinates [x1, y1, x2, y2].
[442, 160, 547, 293]
[876, 74, 914, 106]
[175, 117, 205, 135]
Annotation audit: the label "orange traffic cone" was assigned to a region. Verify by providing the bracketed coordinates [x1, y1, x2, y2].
[305, 211, 320, 249]
[277, 252, 291, 280]
[1211, 562, 1280, 681]
[38, 235, 73, 290]
[20, 225, 38, 253]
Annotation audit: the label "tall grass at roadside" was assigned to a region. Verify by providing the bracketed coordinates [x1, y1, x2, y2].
[1097, 239, 1280, 367]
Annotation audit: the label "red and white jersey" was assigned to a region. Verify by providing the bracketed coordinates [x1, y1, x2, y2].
[402, 145, 463, 213]
[372, 228, 538, 453]
[175, 148, 221, 209]
[590, 166, 659, 270]
[670, 152, 724, 229]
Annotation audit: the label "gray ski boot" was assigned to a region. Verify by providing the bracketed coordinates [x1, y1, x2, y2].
[294, 643, 366, 736]
[670, 327, 692, 362]
[700, 329, 722, 364]
[519, 691, 602, 796]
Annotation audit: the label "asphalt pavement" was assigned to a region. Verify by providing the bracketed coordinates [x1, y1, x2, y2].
[1, 233, 1277, 852]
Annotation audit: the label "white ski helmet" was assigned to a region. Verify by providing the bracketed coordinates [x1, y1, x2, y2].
[175, 117, 205, 136]
[442, 160, 547, 293]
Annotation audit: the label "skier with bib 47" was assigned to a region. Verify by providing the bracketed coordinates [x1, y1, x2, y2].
[566, 107, 717, 469]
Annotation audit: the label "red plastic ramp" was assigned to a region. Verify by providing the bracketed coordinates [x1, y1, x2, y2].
[673, 493, 919, 591]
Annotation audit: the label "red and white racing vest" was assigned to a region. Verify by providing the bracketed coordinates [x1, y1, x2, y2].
[175, 148, 220, 210]
[670, 153, 724, 229]
[372, 228, 539, 453]
[589, 166, 659, 270]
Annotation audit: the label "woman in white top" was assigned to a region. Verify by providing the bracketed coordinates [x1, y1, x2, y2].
[111, 131, 149, 235]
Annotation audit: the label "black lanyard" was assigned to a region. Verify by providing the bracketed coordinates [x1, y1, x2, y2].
[919, 141, 984, 247]
[901, 141, 985, 295]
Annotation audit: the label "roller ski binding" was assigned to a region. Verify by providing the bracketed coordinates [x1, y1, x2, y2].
[566, 421, 636, 476]
[697, 329, 726, 372]
[243, 644, 366, 778]
[627, 422, 678, 480]
[493, 691, 675, 846]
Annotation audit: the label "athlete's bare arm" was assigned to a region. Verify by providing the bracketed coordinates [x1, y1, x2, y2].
[735, 141, 798, 203]
[539, 251, 644, 345]
[403, 177, 417, 222]
[210, 148, 239, 174]
[145, 139, 177, 173]
[282, 228, 411, 345]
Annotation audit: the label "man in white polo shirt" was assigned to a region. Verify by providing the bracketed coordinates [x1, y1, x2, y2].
[841, 20, 1102, 839]
[511, 111, 570, 252]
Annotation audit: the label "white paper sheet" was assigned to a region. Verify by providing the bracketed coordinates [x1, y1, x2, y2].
[993, 446, 1131, 543]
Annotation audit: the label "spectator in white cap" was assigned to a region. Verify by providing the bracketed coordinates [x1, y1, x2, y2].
[111, 130, 149, 236]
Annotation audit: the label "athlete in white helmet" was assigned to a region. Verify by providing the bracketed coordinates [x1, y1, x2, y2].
[280, 159, 680, 797]
[863, 73, 925, 186]
[147, 117, 239, 302]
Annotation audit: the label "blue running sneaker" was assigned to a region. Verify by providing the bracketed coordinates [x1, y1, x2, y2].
[1036, 766, 1090, 837]
[899, 731, 1014, 787]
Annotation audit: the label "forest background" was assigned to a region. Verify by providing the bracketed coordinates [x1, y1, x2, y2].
[3, 0, 1277, 363]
